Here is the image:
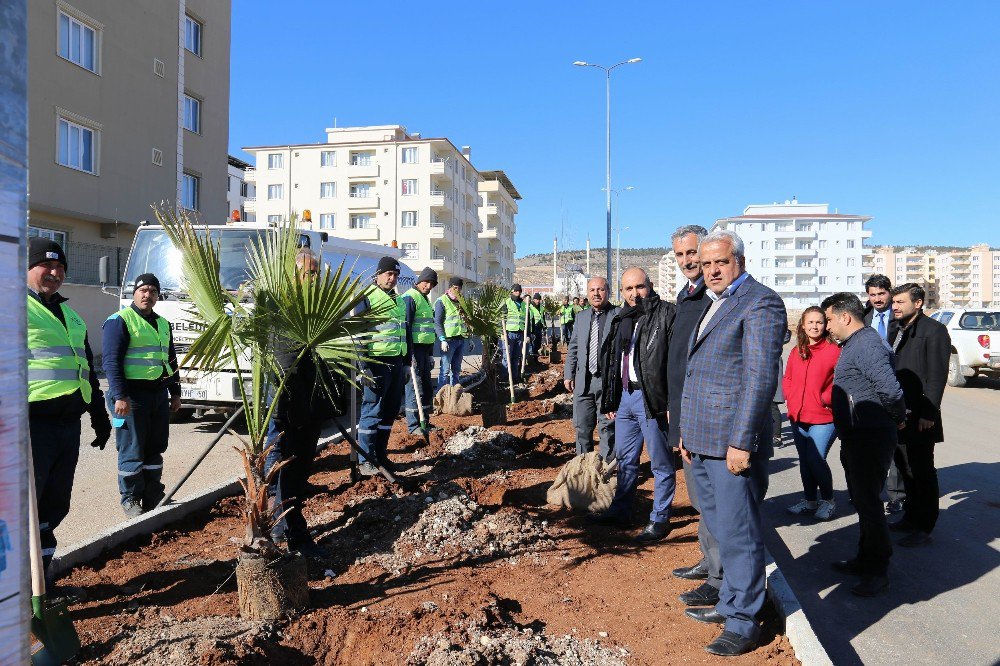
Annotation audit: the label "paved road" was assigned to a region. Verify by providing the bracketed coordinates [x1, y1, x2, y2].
[764, 377, 1000, 665]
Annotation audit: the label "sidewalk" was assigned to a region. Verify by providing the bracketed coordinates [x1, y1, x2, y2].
[762, 382, 1000, 665]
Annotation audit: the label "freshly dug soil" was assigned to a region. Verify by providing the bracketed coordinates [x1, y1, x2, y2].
[62, 363, 799, 665]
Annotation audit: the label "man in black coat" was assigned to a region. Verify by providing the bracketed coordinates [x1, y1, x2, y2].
[887, 283, 950, 547]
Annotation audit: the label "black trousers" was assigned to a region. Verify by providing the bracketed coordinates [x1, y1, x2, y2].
[29, 414, 81, 571]
[840, 427, 897, 576]
[265, 419, 322, 544]
[895, 438, 939, 533]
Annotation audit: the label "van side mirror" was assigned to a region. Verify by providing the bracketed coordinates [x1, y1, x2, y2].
[99, 256, 109, 285]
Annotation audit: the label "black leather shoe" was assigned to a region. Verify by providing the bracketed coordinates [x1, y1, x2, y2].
[885, 499, 904, 514]
[673, 560, 709, 580]
[634, 520, 671, 543]
[685, 607, 725, 624]
[831, 558, 864, 576]
[679, 582, 721, 606]
[888, 519, 916, 533]
[705, 630, 756, 657]
[587, 512, 631, 529]
[851, 575, 889, 597]
[898, 531, 932, 547]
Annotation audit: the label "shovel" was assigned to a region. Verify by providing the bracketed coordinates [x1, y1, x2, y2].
[409, 362, 431, 447]
[27, 445, 80, 665]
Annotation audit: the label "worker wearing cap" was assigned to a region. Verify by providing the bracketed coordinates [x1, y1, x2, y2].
[357, 256, 408, 475]
[402, 267, 437, 434]
[503, 283, 527, 384]
[102, 273, 181, 517]
[528, 293, 544, 361]
[435, 276, 469, 389]
[26, 237, 111, 575]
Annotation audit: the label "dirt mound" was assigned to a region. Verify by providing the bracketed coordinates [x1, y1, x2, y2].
[527, 367, 564, 398]
[443, 425, 520, 460]
[103, 615, 281, 665]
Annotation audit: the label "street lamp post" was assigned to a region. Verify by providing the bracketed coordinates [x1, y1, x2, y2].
[573, 57, 641, 284]
[604, 185, 635, 300]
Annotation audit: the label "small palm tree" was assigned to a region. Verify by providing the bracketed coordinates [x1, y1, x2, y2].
[155, 205, 381, 618]
[463, 282, 508, 403]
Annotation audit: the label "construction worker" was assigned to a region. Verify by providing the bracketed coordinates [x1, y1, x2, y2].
[503, 283, 527, 384]
[357, 256, 408, 475]
[402, 267, 437, 434]
[102, 273, 181, 517]
[26, 237, 111, 582]
[528, 293, 544, 361]
[435, 276, 469, 389]
[561, 296, 576, 346]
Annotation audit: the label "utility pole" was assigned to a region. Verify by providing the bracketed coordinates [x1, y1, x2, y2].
[586, 235, 591, 276]
[552, 236, 558, 293]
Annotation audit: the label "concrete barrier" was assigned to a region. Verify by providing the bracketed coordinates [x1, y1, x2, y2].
[766, 551, 832, 665]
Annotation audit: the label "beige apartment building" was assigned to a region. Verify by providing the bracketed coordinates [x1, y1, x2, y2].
[870, 246, 940, 307]
[244, 124, 519, 290]
[870, 244, 1000, 308]
[478, 171, 520, 284]
[28, 0, 231, 347]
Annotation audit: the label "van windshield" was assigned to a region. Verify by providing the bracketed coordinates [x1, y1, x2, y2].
[123, 228, 268, 294]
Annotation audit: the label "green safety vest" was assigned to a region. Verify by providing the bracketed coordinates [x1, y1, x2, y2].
[560, 305, 576, 325]
[528, 304, 542, 327]
[436, 295, 469, 338]
[107, 307, 173, 380]
[367, 286, 407, 357]
[504, 298, 526, 332]
[403, 288, 435, 345]
[27, 296, 92, 404]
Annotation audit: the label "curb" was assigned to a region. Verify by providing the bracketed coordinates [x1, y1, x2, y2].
[766, 549, 832, 666]
[49, 429, 347, 578]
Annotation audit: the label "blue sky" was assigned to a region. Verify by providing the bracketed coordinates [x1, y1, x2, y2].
[230, 1, 999, 257]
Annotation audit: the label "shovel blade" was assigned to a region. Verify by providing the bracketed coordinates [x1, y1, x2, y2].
[30, 596, 80, 665]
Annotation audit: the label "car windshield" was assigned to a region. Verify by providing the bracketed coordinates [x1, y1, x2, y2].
[958, 311, 1000, 330]
[123, 228, 268, 294]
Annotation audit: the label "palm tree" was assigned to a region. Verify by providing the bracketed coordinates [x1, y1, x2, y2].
[155, 204, 382, 619]
[463, 281, 509, 406]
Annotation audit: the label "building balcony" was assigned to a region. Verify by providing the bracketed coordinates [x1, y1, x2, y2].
[429, 218, 453, 238]
[479, 226, 499, 240]
[347, 195, 380, 210]
[332, 226, 380, 242]
[773, 266, 815, 275]
[346, 163, 380, 179]
[429, 160, 452, 180]
[244, 168, 256, 182]
[244, 197, 256, 212]
[429, 190, 453, 208]
[484, 203, 499, 218]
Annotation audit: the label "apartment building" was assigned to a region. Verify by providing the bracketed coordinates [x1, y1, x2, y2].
[478, 170, 520, 284]
[713, 200, 873, 308]
[656, 252, 682, 298]
[870, 246, 940, 307]
[244, 124, 516, 289]
[28, 0, 231, 347]
[227, 155, 254, 222]
[875, 244, 1000, 309]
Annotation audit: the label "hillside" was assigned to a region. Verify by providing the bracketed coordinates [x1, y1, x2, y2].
[514, 246, 668, 287]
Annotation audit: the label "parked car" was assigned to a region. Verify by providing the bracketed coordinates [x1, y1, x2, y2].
[928, 309, 1000, 386]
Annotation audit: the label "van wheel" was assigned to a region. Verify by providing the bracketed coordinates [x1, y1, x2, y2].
[947, 354, 967, 387]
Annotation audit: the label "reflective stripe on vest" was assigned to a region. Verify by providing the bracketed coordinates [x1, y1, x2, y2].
[107, 307, 173, 380]
[26, 296, 92, 404]
[436, 295, 469, 338]
[367, 287, 407, 357]
[505, 298, 526, 332]
[561, 305, 575, 325]
[403, 288, 436, 345]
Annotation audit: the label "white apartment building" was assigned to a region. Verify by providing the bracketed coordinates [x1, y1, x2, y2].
[478, 171, 520, 284]
[870, 244, 1000, 308]
[657, 252, 682, 297]
[713, 200, 873, 309]
[227, 155, 255, 222]
[243, 125, 516, 289]
[870, 246, 939, 307]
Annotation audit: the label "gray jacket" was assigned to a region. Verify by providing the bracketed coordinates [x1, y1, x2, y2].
[565, 304, 617, 391]
[831, 326, 906, 432]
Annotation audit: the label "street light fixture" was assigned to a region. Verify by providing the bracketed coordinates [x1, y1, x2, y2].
[573, 57, 642, 285]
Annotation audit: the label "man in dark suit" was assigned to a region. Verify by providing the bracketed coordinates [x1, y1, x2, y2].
[677, 230, 786, 657]
[888, 283, 950, 547]
[564, 277, 617, 458]
[663, 225, 722, 608]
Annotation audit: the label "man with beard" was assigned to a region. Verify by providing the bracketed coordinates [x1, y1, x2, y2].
[592, 268, 677, 543]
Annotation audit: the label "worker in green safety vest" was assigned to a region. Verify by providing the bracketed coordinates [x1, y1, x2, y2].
[26, 237, 111, 587]
[434, 276, 470, 389]
[560, 296, 577, 348]
[102, 272, 181, 517]
[503, 283, 528, 383]
[528, 292, 544, 362]
[402, 267, 438, 434]
[356, 256, 409, 475]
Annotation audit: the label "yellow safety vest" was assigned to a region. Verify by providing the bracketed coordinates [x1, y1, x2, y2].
[27, 296, 92, 404]
[403, 288, 435, 345]
[107, 307, 173, 380]
[437, 295, 469, 338]
[367, 287, 407, 357]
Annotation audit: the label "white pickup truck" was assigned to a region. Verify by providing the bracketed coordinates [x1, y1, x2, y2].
[928, 308, 1000, 386]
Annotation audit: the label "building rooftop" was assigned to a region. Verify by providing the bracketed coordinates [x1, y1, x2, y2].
[480, 170, 522, 200]
[228, 154, 251, 170]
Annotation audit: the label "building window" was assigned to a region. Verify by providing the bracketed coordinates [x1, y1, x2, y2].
[183, 95, 201, 133]
[320, 150, 336, 167]
[349, 183, 371, 198]
[819, 276, 828, 285]
[847, 240, 856, 248]
[267, 184, 283, 200]
[350, 214, 373, 229]
[761, 241, 769, 250]
[267, 153, 283, 169]
[319, 213, 335, 229]
[818, 258, 827, 267]
[401, 243, 419, 259]
[350, 151, 372, 166]
[58, 10, 98, 73]
[184, 15, 202, 56]
[182, 173, 200, 210]
[267, 214, 282, 224]
[240, 181, 248, 197]
[401, 147, 419, 164]
[401, 211, 417, 227]
[320, 182, 336, 198]
[402, 179, 418, 195]
[818, 240, 828, 249]
[29, 226, 68, 247]
[57, 117, 96, 174]
[847, 258, 856, 267]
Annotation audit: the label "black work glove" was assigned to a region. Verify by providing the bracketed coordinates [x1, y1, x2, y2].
[90, 406, 112, 450]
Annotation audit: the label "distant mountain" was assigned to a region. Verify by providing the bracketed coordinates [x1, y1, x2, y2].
[514, 247, 669, 287]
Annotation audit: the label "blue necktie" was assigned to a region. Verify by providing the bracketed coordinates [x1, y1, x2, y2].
[877, 312, 887, 339]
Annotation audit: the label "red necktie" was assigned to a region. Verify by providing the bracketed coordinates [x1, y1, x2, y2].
[688, 284, 695, 294]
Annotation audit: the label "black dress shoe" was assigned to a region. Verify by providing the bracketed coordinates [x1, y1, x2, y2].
[634, 520, 671, 543]
[679, 582, 721, 606]
[851, 575, 889, 597]
[705, 630, 756, 657]
[587, 512, 631, 529]
[672, 560, 710, 580]
[885, 499, 904, 514]
[831, 558, 864, 576]
[685, 607, 725, 624]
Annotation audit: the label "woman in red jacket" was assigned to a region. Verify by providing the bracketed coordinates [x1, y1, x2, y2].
[783, 306, 841, 520]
